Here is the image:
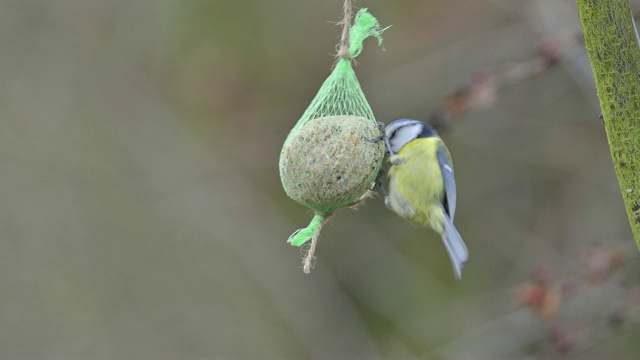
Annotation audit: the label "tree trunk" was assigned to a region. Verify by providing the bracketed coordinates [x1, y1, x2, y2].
[576, 0, 640, 248]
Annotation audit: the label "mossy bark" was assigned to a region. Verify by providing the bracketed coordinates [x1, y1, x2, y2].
[576, 0, 640, 248]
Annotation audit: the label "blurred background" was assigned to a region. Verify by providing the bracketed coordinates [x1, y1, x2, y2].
[1, 0, 640, 358]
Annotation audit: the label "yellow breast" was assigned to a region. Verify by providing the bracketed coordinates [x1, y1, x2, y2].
[388, 137, 446, 232]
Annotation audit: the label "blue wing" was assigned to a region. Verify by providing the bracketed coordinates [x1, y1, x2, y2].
[437, 141, 467, 279]
[436, 143, 456, 219]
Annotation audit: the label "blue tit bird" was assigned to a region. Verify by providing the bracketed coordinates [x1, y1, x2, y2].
[383, 119, 468, 279]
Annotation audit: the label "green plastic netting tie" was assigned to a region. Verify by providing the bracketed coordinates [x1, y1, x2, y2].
[288, 213, 325, 246]
[284, 8, 387, 252]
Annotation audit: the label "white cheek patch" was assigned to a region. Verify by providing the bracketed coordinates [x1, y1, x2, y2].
[390, 124, 423, 154]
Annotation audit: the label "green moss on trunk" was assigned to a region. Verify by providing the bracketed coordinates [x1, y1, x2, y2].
[577, 0, 640, 247]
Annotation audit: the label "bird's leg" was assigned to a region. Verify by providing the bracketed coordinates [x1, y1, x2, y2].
[370, 169, 392, 208]
[384, 136, 395, 156]
[370, 168, 392, 208]
[370, 168, 388, 196]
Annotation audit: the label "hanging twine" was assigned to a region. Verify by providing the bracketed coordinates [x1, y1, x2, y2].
[299, 212, 333, 273]
[337, 0, 353, 59]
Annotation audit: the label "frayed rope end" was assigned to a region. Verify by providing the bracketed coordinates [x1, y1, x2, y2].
[287, 212, 333, 274]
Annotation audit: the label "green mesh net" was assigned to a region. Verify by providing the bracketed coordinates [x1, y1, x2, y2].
[279, 8, 388, 272]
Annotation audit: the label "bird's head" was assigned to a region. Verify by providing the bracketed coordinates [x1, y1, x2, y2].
[384, 119, 439, 154]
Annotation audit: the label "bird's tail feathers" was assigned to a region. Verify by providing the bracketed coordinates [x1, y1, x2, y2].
[441, 215, 468, 279]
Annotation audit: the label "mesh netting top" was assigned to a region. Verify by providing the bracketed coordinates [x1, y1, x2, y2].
[283, 8, 386, 141]
[286, 58, 377, 139]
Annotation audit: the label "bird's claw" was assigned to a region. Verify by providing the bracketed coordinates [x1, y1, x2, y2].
[367, 122, 388, 147]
